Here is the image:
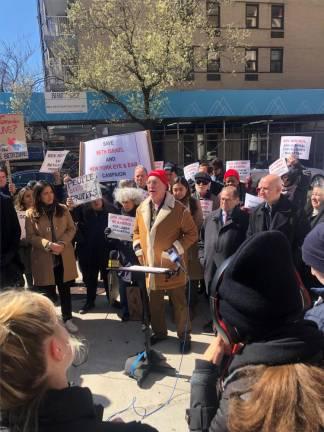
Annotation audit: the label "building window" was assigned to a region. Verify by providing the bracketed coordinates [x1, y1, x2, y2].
[271, 4, 284, 29]
[270, 48, 283, 73]
[207, 50, 221, 80]
[245, 49, 258, 72]
[206, 0, 220, 27]
[246, 4, 259, 28]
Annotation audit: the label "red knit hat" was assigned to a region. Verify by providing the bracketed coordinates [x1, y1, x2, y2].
[148, 169, 169, 187]
[224, 169, 240, 181]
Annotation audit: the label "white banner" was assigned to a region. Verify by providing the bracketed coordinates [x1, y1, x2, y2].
[183, 162, 199, 181]
[200, 199, 213, 219]
[83, 131, 152, 182]
[280, 136, 312, 160]
[40, 150, 69, 173]
[17, 211, 26, 239]
[67, 173, 102, 205]
[45, 92, 88, 114]
[244, 193, 264, 209]
[107, 214, 135, 242]
[226, 160, 251, 180]
[269, 158, 289, 177]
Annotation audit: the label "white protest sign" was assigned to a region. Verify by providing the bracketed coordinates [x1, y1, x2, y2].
[0, 114, 28, 161]
[40, 150, 69, 173]
[17, 211, 26, 239]
[280, 136, 312, 160]
[67, 173, 102, 205]
[107, 214, 135, 242]
[153, 161, 164, 170]
[183, 162, 199, 181]
[200, 199, 213, 219]
[82, 131, 152, 182]
[226, 160, 251, 180]
[269, 158, 289, 177]
[244, 193, 264, 209]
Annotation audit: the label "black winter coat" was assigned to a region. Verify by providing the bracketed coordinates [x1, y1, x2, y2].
[188, 320, 323, 432]
[36, 386, 157, 432]
[0, 192, 23, 287]
[73, 200, 119, 267]
[247, 194, 310, 266]
[199, 206, 249, 293]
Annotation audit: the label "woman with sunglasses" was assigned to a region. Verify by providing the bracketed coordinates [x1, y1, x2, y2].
[187, 231, 323, 432]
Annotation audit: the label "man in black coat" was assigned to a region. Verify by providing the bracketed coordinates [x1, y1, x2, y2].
[199, 186, 249, 294]
[247, 174, 310, 266]
[0, 192, 23, 288]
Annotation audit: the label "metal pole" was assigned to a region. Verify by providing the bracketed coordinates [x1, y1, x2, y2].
[177, 122, 180, 165]
[266, 120, 270, 162]
[223, 120, 226, 161]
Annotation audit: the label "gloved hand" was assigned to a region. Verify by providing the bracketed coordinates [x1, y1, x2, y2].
[104, 227, 112, 240]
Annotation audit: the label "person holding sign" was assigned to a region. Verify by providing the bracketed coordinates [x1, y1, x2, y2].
[281, 155, 311, 209]
[133, 169, 198, 353]
[106, 187, 145, 321]
[25, 182, 78, 334]
[192, 172, 219, 220]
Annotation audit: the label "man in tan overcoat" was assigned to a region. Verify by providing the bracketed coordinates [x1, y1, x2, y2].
[133, 169, 198, 353]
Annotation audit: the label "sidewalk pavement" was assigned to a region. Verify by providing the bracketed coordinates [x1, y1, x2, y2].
[65, 286, 214, 432]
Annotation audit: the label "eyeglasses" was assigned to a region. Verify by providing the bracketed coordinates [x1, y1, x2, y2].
[196, 180, 209, 185]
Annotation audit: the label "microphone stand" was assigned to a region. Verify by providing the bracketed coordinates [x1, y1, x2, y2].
[108, 265, 176, 387]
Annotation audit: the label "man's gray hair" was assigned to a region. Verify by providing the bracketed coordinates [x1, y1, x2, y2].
[134, 165, 148, 174]
[114, 187, 144, 206]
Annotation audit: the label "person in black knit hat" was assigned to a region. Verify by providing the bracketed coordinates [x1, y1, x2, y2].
[188, 231, 324, 432]
[302, 223, 324, 333]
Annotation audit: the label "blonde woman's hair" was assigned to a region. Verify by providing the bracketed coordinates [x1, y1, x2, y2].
[228, 363, 324, 432]
[0, 291, 61, 431]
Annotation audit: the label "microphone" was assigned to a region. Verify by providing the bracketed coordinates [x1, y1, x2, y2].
[167, 248, 182, 270]
[108, 250, 120, 268]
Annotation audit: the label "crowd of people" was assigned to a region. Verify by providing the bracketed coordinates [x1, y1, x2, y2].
[0, 155, 323, 431]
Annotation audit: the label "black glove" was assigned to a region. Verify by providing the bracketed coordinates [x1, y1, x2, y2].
[104, 227, 112, 240]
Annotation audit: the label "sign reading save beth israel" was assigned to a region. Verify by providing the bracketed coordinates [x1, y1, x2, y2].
[81, 131, 153, 182]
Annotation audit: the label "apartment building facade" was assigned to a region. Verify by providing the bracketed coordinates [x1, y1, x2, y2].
[35, 0, 324, 169]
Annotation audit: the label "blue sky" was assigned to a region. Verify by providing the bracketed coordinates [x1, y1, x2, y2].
[0, 0, 42, 74]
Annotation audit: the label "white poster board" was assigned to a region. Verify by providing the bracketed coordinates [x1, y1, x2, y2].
[200, 199, 213, 219]
[67, 173, 102, 205]
[40, 150, 69, 173]
[226, 160, 251, 180]
[244, 193, 264, 209]
[82, 131, 153, 182]
[183, 162, 199, 181]
[280, 136, 312, 160]
[107, 214, 135, 242]
[17, 211, 26, 239]
[153, 161, 164, 170]
[269, 158, 289, 177]
[0, 114, 28, 161]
